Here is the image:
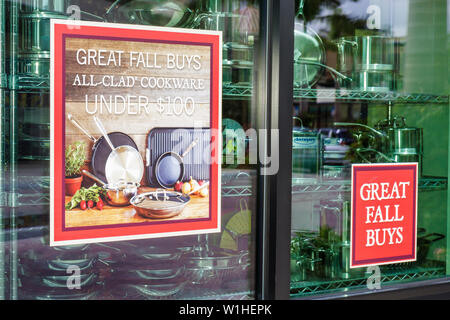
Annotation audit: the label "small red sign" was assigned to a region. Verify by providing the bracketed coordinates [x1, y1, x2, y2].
[350, 163, 418, 268]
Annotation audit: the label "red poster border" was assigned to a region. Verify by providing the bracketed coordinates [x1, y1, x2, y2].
[350, 163, 418, 268]
[51, 21, 221, 245]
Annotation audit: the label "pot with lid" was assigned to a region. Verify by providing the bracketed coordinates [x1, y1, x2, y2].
[375, 117, 423, 174]
[336, 36, 398, 92]
[334, 117, 423, 175]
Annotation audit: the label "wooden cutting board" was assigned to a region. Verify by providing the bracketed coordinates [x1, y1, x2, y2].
[64, 187, 209, 228]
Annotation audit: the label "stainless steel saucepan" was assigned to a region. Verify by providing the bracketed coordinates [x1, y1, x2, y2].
[82, 170, 139, 207]
[334, 117, 423, 174]
[335, 36, 397, 91]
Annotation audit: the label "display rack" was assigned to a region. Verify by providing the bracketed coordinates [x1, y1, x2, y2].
[289, 68, 449, 297]
[290, 263, 445, 297]
[12, 75, 50, 92]
[12, 79, 449, 105]
[12, 175, 253, 207]
[222, 83, 450, 104]
[292, 176, 448, 195]
[293, 88, 450, 104]
[12, 175, 446, 207]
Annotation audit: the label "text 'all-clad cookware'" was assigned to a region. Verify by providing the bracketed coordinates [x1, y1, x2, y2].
[154, 138, 199, 189]
[67, 113, 139, 184]
[82, 170, 139, 207]
[93, 115, 144, 185]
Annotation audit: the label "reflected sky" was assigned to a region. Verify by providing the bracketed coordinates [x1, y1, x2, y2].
[305, 0, 449, 39]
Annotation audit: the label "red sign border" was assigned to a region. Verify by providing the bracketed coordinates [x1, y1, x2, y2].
[50, 20, 222, 246]
[350, 163, 418, 268]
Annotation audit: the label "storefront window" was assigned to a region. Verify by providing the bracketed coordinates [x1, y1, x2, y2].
[290, 0, 449, 297]
[1, 0, 448, 301]
[0, 0, 263, 300]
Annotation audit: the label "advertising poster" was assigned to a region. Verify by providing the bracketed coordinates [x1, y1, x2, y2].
[350, 163, 418, 268]
[50, 20, 222, 246]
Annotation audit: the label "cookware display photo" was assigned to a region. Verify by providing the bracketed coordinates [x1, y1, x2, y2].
[146, 128, 210, 188]
[153, 138, 198, 189]
[130, 189, 191, 219]
[82, 170, 139, 207]
[68, 113, 140, 184]
[93, 115, 144, 185]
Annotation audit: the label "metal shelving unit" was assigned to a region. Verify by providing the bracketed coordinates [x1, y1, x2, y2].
[13, 75, 50, 92]
[12, 175, 253, 207]
[222, 184, 253, 197]
[12, 78, 449, 105]
[293, 88, 449, 104]
[290, 264, 446, 297]
[292, 176, 448, 195]
[288, 73, 449, 298]
[13, 175, 446, 207]
[223, 83, 450, 104]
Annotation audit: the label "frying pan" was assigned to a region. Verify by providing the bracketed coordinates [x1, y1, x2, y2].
[154, 138, 199, 188]
[93, 116, 144, 185]
[67, 114, 139, 184]
[130, 190, 191, 219]
[130, 183, 208, 219]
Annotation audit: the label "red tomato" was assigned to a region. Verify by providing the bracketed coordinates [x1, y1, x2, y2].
[174, 181, 183, 192]
[96, 199, 104, 210]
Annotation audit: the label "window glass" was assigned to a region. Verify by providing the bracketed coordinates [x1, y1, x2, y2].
[290, 0, 449, 298]
[0, 0, 262, 300]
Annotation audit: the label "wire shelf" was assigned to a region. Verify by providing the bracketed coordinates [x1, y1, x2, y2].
[292, 176, 447, 195]
[222, 83, 252, 99]
[223, 84, 449, 104]
[11, 177, 253, 206]
[221, 185, 253, 197]
[290, 265, 445, 297]
[10, 78, 449, 104]
[293, 88, 449, 104]
[11, 175, 446, 206]
[13, 75, 50, 92]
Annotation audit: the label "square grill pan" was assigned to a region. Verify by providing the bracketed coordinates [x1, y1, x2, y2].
[146, 128, 211, 187]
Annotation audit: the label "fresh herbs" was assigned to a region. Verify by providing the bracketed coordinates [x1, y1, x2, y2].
[65, 141, 86, 178]
[65, 184, 106, 210]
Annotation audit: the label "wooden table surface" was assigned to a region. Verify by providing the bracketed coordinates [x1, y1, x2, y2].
[64, 187, 209, 228]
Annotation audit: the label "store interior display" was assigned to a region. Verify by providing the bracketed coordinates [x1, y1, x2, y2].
[0, 0, 448, 300]
[1, 0, 259, 300]
[289, 0, 448, 298]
